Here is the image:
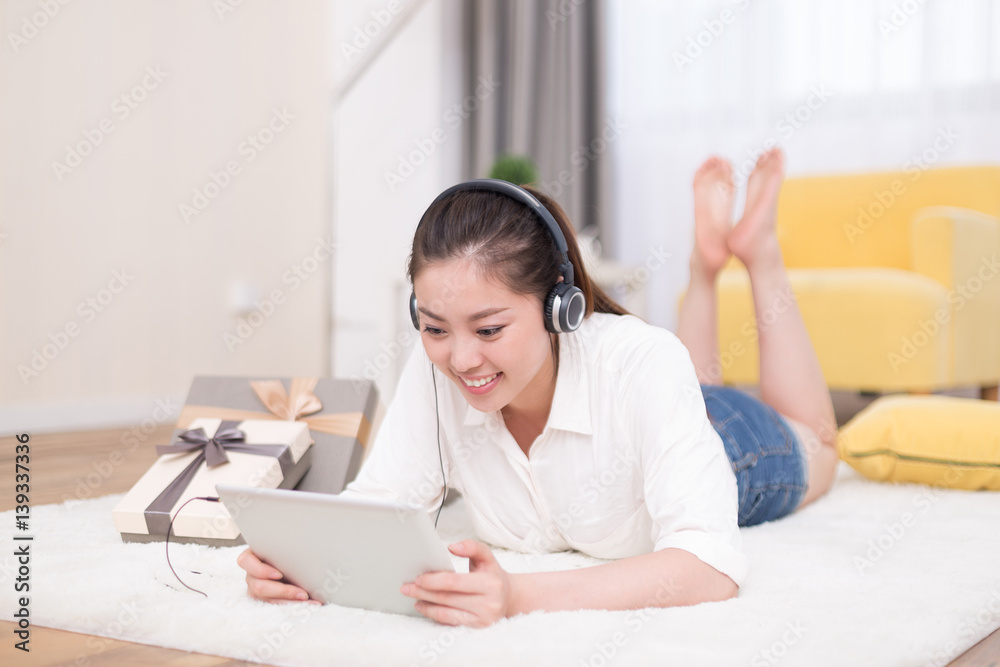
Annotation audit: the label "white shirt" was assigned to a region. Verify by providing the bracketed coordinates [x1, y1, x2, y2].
[341, 313, 749, 586]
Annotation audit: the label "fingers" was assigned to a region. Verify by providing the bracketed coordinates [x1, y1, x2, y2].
[238, 548, 317, 605]
[408, 571, 488, 595]
[449, 540, 495, 564]
[245, 573, 312, 603]
[237, 547, 283, 580]
[404, 585, 473, 610]
[402, 566, 511, 627]
[413, 600, 483, 628]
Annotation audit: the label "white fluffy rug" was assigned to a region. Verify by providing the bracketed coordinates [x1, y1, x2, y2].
[2, 462, 1000, 667]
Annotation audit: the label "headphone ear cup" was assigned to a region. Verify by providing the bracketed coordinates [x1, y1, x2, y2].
[543, 288, 560, 334]
[544, 283, 586, 334]
[409, 291, 420, 330]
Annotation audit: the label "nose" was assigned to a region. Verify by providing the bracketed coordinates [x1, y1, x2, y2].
[449, 333, 484, 373]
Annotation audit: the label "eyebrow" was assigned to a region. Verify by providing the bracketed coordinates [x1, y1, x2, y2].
[418, 307, 509, 323]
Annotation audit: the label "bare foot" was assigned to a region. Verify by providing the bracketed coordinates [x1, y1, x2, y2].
[728, 148, 785, 268]
[692, 157, 735, 276]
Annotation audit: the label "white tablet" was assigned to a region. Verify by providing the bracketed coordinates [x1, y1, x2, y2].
[216, 484, 455, 617]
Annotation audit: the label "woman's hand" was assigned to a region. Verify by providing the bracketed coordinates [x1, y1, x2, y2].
[400, 540, 520, 628]
[237, 548, 320, 605]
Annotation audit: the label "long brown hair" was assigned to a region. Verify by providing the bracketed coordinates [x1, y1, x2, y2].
[407, 184, 628, 365]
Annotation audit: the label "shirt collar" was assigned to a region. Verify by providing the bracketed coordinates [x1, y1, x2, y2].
[462, 326, 593, 435]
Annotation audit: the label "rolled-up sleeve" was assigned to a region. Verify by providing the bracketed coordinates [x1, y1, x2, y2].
[623, 329, 749, 587]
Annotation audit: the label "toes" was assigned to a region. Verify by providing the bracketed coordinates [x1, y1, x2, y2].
[757, 148, 785, 172]
[695, 158, 718, 179]
[695, 156, 732, 181]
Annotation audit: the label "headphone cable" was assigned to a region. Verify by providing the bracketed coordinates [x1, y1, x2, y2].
[165, 495, 221, 597]
[431, 364, 448, 529]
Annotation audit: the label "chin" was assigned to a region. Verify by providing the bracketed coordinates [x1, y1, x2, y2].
[463, 392, 506, 414]
[457, 383, 514, 414]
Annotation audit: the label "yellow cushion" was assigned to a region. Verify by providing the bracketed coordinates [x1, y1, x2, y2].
[838, 395, 1000, 490]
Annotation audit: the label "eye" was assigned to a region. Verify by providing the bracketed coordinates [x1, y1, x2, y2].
[477, 326, 504, 338]
[422, 326, 445, 336]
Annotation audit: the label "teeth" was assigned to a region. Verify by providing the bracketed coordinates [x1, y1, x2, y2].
[463, 373, 498, 388]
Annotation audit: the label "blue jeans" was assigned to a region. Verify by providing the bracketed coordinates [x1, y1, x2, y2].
[701, 385, 808, 527]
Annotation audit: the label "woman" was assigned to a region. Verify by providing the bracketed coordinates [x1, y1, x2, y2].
[237, 148, 840, 627]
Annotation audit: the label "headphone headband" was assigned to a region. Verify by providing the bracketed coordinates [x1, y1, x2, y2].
[424, 179, 575, 285]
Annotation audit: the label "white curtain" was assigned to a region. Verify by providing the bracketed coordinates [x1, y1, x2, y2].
[607, 0, 1000, 331]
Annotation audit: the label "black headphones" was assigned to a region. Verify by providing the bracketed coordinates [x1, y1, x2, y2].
[409, 179, 586, 335]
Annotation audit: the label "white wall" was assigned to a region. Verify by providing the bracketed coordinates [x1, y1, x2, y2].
[330, 0, 462, 403]
[0, 0, 463, 433]
[0, 0, 333, 433]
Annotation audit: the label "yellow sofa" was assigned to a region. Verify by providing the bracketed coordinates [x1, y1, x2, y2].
[704, 165, 1000, 396]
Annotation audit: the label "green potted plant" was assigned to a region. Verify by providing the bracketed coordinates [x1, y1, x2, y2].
[488, 154, 538, 186]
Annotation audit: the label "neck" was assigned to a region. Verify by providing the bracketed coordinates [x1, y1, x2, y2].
[502, 337, 558, 428]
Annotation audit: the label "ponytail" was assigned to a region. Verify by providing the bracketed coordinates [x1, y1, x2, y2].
[524, 186, 631, 318]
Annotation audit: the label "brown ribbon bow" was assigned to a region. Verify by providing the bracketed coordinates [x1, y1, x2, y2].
[176, 377, 372, 447]
[144, 420, 294, 535]
[251, 379, 324, 421]
[157, 424, 248, 467]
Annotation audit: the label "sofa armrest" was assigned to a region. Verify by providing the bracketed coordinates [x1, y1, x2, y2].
[910, 206, 1000, 386]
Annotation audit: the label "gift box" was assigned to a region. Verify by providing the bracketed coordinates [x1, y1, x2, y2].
[112, 418, 312, 546]
[176, 376, 379, 494]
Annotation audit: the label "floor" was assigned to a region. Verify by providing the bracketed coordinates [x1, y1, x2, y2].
[2, 389, 998, 667]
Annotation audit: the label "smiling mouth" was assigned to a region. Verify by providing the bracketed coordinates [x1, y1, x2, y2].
[462, 373, 499, 388]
